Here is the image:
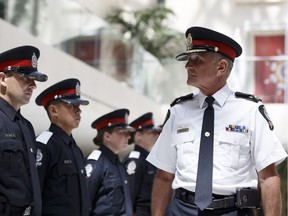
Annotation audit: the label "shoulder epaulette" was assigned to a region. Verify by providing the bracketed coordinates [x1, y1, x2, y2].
[87, 149, 102, 161]
[235, 91, 262, 103]
[36, 131, 53, 144]
[170, 93, 194, 107]
[129, 150, 140, 159]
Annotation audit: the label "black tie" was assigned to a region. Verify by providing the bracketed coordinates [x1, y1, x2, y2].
[17, 114, 42, 216]
[195, 96, 215, 211]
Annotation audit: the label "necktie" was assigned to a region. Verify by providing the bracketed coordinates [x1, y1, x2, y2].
[194, 96, 215, 211]
[17, 115, 42, 216]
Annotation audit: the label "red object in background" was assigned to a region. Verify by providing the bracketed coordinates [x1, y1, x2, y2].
[74, 39, 101, 68]
[255, 35, 285, 103]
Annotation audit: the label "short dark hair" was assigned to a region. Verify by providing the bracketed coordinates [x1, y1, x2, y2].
[93, 127, 114, 145]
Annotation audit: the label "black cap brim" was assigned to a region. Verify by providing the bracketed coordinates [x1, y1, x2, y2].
[176, 49, 210, 61]
[61, 98, 89, 105]
[17, 70, 48, 82]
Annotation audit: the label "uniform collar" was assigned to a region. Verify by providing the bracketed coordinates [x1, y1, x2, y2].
[0, 97, 19, 121]
[49, 123, 72, 145]
[199, 84, 232, 108]
[99, 145, 119, 163]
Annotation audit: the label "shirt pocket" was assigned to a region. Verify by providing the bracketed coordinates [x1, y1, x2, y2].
[171, 130, 197, 170]
[217, 131, 250, 169]
[0, 139, 25, 176]
[57, 163, 78, 195]
[103, 178, 124, 208]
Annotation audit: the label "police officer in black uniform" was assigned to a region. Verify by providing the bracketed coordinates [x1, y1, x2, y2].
[85, 109, 134, 216]
[35, 78, 89, 216]
[123, 112, 161, 216]
[0, 46, 48, 216]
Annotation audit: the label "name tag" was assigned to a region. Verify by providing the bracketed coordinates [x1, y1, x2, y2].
[177, 128, 189, 134]
[3, 133, 16, 138]
[64, 160, 72, 164]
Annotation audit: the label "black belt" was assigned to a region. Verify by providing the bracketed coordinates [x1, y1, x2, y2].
[175, 188, 236, 210]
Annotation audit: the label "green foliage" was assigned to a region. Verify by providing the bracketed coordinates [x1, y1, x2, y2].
[105, 6, 184, 59]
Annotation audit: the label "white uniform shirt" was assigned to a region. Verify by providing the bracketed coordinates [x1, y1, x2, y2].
[147, 84, 287, 195]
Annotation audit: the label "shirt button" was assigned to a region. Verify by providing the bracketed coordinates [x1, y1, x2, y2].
[205, 132, 210, 137]
[81, 169, 84, 174]
[30, 148, 33, 153]
[124, 180, 128, 184]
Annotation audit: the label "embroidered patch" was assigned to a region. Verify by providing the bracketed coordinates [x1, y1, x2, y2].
[85, 164, 93, 177]
[36, 149, 43, 167]
[259, 105, 274, 130]
[126, 161, 136, 175]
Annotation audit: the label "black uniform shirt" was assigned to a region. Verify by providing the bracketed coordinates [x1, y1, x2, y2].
[86, 145, 133, 216]
[123, 145, 157, 215]
[36, 124, 88, 216]
[0, 98, 34, 206]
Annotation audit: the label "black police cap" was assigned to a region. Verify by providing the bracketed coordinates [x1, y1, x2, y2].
[175, 26, 242, 62]
[35, 78, 89, 107]
[0, 45, 48, 82]
[91, 108, 135, 131]
[130, 112, 161, 132]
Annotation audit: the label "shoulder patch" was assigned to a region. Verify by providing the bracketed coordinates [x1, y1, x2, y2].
[36, 131, 53, 144]
[129, 151, 140, 159]
[259, 105, 274, 130]
[85, 163, 94, 177]
[36, 148, 43, 167]
[87, 149, 102, 161]
[170, 93, 194, 107]
[235, 91, 262, 103]
[126, 160, 137, 175]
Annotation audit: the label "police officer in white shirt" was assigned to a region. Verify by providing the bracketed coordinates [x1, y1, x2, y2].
[146, 26, 287, 216]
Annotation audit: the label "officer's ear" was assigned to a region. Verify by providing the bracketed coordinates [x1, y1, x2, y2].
[47, 103, 59, 117]
[0, 72, 8, 94]
[216, 59, 228, 77]
[134, 131, 142, 140]
[103, 131, 112, 143]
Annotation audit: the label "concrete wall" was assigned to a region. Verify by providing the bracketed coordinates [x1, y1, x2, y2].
[0, 19, 165, 155]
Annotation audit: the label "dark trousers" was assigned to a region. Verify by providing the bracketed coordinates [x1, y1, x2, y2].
[166, 197, 254, 216]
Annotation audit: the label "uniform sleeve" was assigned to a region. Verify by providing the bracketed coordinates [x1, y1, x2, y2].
[86, 160, 102, 214]
[124, 158, 145, 206]
[36, 142, 51, 192]
[251, 104, 287, 172]
[146, 108, 177, 174]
